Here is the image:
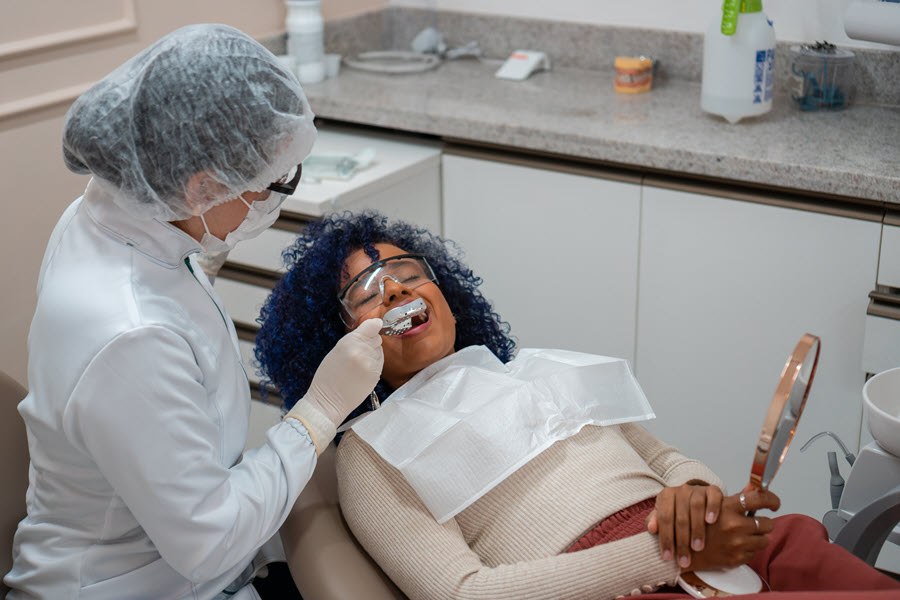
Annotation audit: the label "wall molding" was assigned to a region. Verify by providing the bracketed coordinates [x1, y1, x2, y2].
[0, 82, 93, 122]
[0, 0, 137, 61]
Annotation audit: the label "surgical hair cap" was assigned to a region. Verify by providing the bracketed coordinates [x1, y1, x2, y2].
[62, 23, 317, 221]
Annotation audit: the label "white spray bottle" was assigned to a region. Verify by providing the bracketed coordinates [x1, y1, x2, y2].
[701, 0, 776, 123]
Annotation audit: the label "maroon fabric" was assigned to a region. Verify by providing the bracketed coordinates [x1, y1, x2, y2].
[566, 498, 657, 552]
[623, 514, 900, 598]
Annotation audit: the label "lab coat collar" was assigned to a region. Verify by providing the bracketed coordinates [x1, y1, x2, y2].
[82, 178, 202, 268]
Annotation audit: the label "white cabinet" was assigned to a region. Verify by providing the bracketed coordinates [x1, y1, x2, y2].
[442, 152, 642, 364]
[878, 223, 900, 288]
[635, 183, 881, 519]
[443, 151, 883, 521]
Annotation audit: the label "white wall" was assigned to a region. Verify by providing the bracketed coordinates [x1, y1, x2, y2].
[323, 0, 390, 20]
[391, 0, 899, 50]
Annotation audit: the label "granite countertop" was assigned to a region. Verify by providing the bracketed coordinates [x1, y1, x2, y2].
[302, 58, 900, 205]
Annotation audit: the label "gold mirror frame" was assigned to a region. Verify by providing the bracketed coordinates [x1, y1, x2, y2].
[749, 333, 821, 491]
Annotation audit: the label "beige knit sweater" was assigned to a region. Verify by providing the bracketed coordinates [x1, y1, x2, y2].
[336, 422, 725, 600]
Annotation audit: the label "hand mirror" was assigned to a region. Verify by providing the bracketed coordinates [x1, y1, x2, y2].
[678, 333, 821, 598]
[748, 332, 821, 500]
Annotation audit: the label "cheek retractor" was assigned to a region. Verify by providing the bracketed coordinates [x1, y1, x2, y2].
[380, 298, 427, 336]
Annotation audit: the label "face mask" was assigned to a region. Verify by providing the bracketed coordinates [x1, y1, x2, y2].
[199, 191, 286, 254]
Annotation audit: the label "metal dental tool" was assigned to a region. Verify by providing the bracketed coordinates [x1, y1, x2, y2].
[380, 298, 427, 336]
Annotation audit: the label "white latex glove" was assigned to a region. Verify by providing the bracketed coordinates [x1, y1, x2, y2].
[285, 318, 383, 453]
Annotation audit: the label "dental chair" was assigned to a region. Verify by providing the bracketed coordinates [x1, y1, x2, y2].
[0, 371, 29, 598]
[280, 442, 406, 600]
[282, 440, 900, 598]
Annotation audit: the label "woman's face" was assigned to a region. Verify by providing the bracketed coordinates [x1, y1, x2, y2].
[341, 243, 456, 390]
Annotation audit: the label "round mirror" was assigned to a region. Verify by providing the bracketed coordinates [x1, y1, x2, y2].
[749, 333, 821, 491]
[678, 334, 822, 598]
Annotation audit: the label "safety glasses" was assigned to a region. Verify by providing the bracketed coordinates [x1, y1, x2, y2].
[338, 253, 437, 327]
[266, 163, 303, 196]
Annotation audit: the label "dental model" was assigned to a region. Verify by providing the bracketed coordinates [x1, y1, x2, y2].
[380, 298, 427, 336]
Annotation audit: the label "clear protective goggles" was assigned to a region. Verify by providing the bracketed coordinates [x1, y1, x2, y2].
[338, 253, 437, 327]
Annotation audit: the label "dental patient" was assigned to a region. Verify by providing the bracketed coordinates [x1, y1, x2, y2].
[255, 211, 900, 600]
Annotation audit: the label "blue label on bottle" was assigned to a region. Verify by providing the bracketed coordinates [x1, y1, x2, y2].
[764, 49, 775, 101]
[753, 50, 766, 104]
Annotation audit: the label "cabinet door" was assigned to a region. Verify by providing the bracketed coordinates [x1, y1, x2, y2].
[443, 154, 641, 363]
[636, 185, 881, 519]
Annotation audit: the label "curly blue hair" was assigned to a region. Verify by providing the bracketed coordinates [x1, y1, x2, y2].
[254, 211, 516, 422]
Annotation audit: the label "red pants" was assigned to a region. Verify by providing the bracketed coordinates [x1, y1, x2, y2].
[636, 514, 900, 598]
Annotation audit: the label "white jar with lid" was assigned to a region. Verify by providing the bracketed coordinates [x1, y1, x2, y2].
[286, 0, 325, 84]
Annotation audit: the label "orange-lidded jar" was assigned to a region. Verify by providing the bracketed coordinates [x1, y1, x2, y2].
[614, 56, 654, 94]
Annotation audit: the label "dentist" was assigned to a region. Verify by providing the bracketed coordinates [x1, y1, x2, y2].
[4, 24, 382, 599]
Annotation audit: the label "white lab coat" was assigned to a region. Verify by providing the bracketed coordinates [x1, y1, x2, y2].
[4, 180, 318, 599]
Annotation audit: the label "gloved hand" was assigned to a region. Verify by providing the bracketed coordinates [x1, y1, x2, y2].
[285, 318, 383, 453]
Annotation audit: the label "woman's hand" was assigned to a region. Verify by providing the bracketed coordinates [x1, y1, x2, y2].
[683, 487, 781, 572]
[647, 482, 724, 569]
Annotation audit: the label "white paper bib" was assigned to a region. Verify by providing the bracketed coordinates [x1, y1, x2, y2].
[350, 346, 655, 523]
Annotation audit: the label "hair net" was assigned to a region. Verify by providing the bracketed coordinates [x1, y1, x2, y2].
[62, 23, 317, 221]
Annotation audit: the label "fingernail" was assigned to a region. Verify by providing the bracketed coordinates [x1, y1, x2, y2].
[692, 538, 703, 551]
[662, 550, 672, 561]
[679, 556, 690, 568]
[707, 511, 716, 523]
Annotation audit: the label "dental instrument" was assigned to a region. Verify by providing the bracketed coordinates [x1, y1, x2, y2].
[380, 298, 427, 336]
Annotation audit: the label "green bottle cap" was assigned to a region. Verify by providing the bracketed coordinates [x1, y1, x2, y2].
[721, 0, 762, 35]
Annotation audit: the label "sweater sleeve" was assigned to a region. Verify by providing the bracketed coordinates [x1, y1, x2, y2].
[619, 423, 726, 491]
[336, 432, 680, 600]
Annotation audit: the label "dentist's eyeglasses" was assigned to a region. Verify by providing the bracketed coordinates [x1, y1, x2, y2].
[338, 253, 437, 327]
[266, 163, 302, 196]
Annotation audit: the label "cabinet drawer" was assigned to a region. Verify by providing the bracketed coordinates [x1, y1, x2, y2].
[862, 315, 900, 375]
[878, 224, 900, 288]
[226, 225, 303, 273]
[215, 278, 271, 327]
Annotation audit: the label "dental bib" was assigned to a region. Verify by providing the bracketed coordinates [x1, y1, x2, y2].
[350, 346, 655, 523]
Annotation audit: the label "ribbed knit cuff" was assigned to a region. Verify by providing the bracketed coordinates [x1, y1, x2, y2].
[284, 400, 336, 456]
[666, 462, 726, 493]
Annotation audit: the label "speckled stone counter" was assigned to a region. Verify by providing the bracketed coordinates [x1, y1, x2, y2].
[302, 58, 900, 205]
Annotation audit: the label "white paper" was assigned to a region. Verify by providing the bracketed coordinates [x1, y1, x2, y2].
[351, 346, 655, 523]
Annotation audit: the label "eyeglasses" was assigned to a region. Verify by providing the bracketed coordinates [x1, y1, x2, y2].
[266, 163, 303, 196]
[338, 253, 437, 326]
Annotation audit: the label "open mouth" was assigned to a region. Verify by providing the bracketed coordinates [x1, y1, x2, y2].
[381, 299, 429, 336]
[409, 311, 429, 328]
[410, 311, 428, 328]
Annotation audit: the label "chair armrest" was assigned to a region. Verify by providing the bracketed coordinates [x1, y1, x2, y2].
[833, 484, 900, 566]
[280, 500, 406, 600]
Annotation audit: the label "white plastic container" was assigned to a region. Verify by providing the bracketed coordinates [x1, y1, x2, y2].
[701, 2, 776, 124]
[286, 0, 325, 84]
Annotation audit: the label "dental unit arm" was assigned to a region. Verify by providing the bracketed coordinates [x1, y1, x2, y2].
[800, 431, 856, 509]
[803, 429, 900, 567]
